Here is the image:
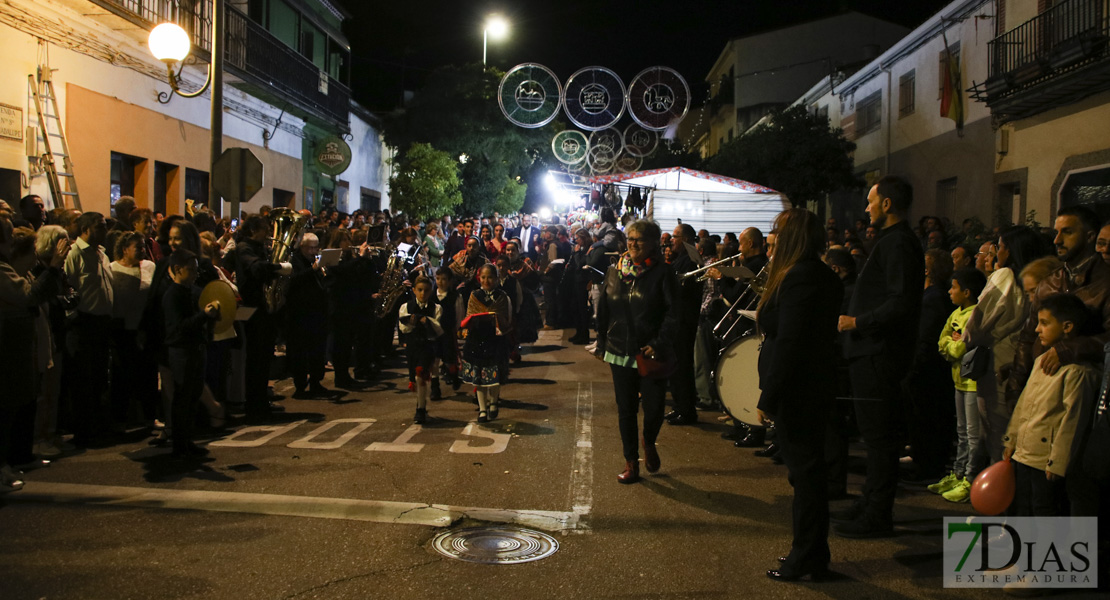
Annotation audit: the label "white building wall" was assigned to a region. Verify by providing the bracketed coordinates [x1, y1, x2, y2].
[340, 106, 391, 213]
[0, 0, 303, 214]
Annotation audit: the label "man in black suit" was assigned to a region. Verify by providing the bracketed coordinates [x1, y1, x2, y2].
[513, 214, 540, 261]
[835, 175, 924, 538]
[665, 223, 704, 425]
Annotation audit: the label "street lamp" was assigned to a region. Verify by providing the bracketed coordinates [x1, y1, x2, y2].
[483, 14, 509, 66]
[148, 0, 227, 216]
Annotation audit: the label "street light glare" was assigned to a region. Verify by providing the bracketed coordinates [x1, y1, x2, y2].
[486, 15, 509, 40]
[148, 22, 191, 62]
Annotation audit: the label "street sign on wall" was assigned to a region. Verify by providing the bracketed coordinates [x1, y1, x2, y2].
[212, 147, 264, 205]
[314, 136, 351, 176]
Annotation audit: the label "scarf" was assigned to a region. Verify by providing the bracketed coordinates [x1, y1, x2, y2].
[618, 251, 656, 283]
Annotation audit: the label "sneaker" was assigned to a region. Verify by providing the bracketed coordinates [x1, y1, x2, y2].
[927, 473, 959, 495]
[413, 408, 427, 425]
[942, 478, 971, 503]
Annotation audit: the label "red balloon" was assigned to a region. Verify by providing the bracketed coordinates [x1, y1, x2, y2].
[970, 458, 1016, 515]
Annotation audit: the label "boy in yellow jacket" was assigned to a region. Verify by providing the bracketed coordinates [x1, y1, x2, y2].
[931, 268, 988, 502]
[1003, 293, 1097, 516]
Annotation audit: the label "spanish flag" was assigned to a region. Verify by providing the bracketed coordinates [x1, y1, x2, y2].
[941, 43, 964, 130]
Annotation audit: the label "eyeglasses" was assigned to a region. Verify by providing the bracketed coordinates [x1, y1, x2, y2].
[627, 237, 645, 244]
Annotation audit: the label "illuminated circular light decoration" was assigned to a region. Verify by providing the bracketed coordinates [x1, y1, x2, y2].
[563, 66, 626, 131]
[587, 144, 618, 174]
[614, 153, 643, 174]
[499, 63, 562, 128]
[627, 66, 690, 131]
[551, 130, 589, 164]
[149, 22, 192, 62]
[588, 127, 624, 154]
[623, 123, 658, 157]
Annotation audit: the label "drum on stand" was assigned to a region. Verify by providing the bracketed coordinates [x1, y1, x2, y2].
[714, 335, 763, 426]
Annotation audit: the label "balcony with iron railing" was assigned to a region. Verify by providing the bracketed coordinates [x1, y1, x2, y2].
[970, 0, 1110, 122]
[89, 0, 349, 131]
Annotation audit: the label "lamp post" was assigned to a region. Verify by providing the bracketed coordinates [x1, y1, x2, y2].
[149, 0, 226, 217]
[482, 14, 508, 66]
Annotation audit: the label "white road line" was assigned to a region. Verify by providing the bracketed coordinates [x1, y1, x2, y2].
[568, 381, 594, 534]
[10, 482, 581, 532]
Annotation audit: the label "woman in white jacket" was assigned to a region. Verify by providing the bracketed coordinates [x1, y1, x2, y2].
[965, 226, 1053, 463]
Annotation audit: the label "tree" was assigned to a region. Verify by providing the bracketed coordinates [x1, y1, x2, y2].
[383, 64, 553, 216]
[388, 143, 463, 221]
[703, 105, 858, 207]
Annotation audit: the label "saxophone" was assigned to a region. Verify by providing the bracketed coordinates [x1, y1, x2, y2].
[263, 208, 308, 313]
[374, 252, 406, 318]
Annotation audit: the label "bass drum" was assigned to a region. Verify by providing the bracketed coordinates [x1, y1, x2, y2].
[714, 336, 763, 426]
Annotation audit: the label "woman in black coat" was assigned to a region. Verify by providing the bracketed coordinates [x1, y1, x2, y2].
[595, 219, 678, 484]
[756, 209, 843, 582]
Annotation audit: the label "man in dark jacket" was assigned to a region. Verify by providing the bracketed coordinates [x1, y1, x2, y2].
[236, 215, 291, 421]
[835, 175, 925, 538]
[286, 233, 330, 398]
[665, 223, 704, 425]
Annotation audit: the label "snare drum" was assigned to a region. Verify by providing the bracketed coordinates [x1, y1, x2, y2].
[714, 336, 763, 426]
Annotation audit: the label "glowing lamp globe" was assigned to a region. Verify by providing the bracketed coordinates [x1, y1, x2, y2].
[149, 23, 191, 62]
[486, 16, 509, 40]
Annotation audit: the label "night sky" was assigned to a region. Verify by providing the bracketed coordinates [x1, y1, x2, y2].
[339, 0, 953, 112]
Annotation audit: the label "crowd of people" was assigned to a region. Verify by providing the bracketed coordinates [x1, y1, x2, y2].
[2, 179, 1108, 589]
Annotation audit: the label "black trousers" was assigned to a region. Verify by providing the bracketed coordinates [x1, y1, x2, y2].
[287, 322, 327, 390]
[1012, 460, 1066, 516]
[1, 401, 37, 466]
[777, 399, 831, 572]
[542, 271, 562, 326]
[669, 327, 698, 416]
[850, 354, 905, 522]
[243, 310, 276, 415]
[572, 280, 591, 339]
[168, 347, 204, 452]
[333, 315, 372, 378]
[905, 368, 955, 477]
[610, 363, 667, 462]
[70, 313, 112, 442]
[111, 327, 159, 424]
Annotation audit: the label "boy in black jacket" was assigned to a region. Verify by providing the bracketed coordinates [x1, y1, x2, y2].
[163, 250, 220, 458]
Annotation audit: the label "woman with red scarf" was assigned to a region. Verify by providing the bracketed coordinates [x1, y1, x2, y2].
[595, 219, 678, 484]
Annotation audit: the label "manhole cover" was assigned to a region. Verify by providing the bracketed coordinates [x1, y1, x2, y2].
[431, 526, 559, 564]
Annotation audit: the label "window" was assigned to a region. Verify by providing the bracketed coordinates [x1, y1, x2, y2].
[1060, 165, 1110, 223]
[938, 43, 961, 100]
[727, 129, 734, 142]
[185, 168, 209, 213]
[936, 177, 958, 218]
[899, 70, 916, 117]
[154, 161, 179, 216]
[360, 188, 381, 212]
[111, 151, 143, 207]
[269, 0, 299, 51]
[856, 91, 882, 136]
[816, 104, 829, 121]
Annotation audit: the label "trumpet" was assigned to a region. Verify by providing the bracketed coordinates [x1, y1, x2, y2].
[680, 253, 742, 282]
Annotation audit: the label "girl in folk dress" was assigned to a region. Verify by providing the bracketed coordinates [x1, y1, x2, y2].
[460, 264, 512, 423]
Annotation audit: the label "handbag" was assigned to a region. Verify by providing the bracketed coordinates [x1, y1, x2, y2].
[960, 345, 991, 380]
[636, 351, 676, 379]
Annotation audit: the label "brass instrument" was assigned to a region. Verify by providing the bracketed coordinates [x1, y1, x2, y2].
[374, 252, 406, 318]
[263, 208, 308, 313]
[680, 253, 743, 282]
[712, 262, 770, 343]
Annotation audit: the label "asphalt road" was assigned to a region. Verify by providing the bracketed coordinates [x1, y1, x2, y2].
[0, 329, 1094, 599]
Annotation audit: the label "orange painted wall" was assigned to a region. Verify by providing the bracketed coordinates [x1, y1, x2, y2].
[66, 84, 302, 216]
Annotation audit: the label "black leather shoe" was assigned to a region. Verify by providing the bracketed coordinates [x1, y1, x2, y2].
[663, 410, 680, 421]
[733, 431, 766, 447]
[667, 412, 699, 425]
[754, 442, 779, 457]
[834, 514, 895, 539]
[829, 503, 865, 524]
[766, 567, 830, 582]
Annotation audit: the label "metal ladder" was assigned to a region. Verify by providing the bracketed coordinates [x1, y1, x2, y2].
[28, 68, 81, 210]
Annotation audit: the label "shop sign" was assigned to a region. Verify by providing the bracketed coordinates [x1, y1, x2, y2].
[0, 103, 22, 141]
[314, 136, 351, 176]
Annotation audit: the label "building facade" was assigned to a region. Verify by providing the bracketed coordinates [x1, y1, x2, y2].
[703, 12, 910, 158]
[0, 0, 389, 217]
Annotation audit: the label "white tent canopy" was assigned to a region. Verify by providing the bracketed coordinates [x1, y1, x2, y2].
[590, 167, 789, 236]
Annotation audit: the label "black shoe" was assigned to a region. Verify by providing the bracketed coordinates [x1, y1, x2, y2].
[771, 452, 784, 465]
[292, 388, 311, 399]
[308, 382, 331, 397]
[430, 380, 443, 401]
[413, 408, 427, 425]
[450, 376, 462, 391]
[766, 567, 831, 582]
[489, 404, 499, 420]
[666, 412, 699, 426]
[663, 410, 680, 421]
[695, 399, 718, 411]
[754, 442, 779, 458]
[185, 443, 210, 457]
[733, 430, 766, 447]
[829, 503, 865, 524]
[834, 514, 894, 539]
[334, 375, 361, 390]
